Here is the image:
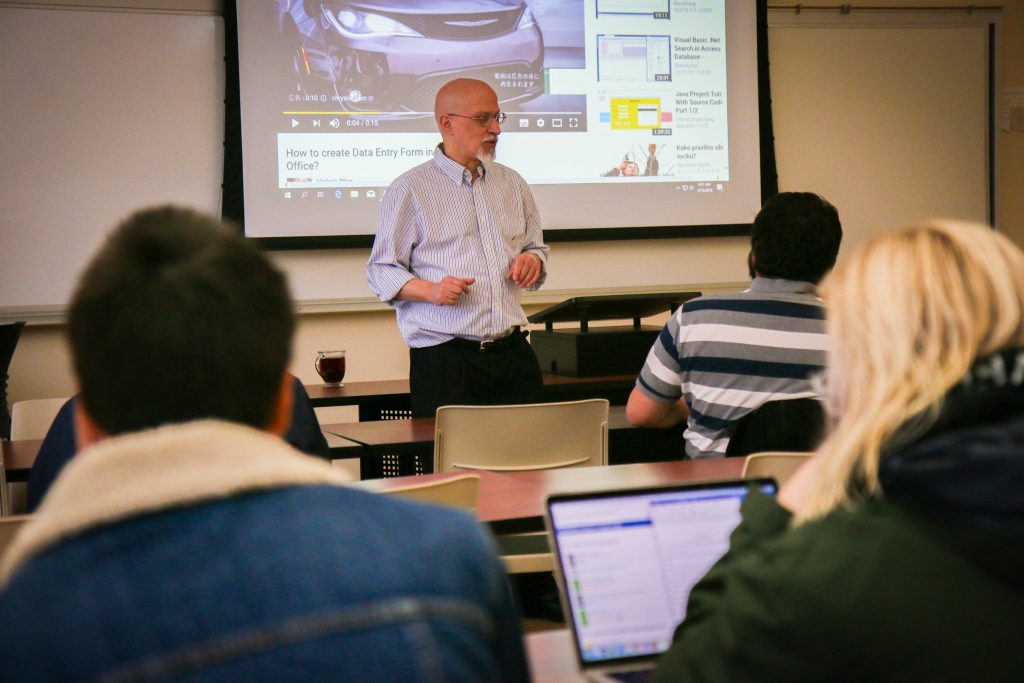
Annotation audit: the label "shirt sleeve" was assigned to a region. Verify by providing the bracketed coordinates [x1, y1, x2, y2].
[517, 176, 548, 291]
[636, 312, 685, 402]
[366, 179, 418, 304]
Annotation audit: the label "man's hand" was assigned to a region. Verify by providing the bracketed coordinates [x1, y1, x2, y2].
[508, 252, 542, 288]
[431, 275, 475, 305]
[397, 276, 475, 306]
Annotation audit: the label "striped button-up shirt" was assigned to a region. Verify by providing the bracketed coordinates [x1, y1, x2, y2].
[366, 145, 549, 348]
[636, 278, 827, 458]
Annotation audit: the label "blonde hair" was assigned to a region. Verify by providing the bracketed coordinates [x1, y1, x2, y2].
[797, 220, 1024, 523]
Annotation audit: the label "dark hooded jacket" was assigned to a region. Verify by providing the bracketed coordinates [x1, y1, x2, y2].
[652, 358, 1024, 682]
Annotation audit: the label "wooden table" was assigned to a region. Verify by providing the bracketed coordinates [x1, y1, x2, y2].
[358, 458, 745, 534]
[3, 404, 689, 485]
[1, 439, 42, 483]
[1, 407, 685, 484]
[323, 405, 686, 479]
[306, 372, 636, 419]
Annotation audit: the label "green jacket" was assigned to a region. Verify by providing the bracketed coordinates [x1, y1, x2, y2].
[652, 488, 1024, 681]
[654, 356, 1024, 681]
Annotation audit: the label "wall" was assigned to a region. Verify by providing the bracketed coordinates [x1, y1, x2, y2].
[5, 0, 1022, 405]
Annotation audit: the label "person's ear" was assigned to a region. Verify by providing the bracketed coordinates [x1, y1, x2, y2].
[74, 399, 108, 451]
[266, 373, 294, 437]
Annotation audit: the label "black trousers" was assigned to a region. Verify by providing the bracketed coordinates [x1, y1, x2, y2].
[409, 333, 545, 418]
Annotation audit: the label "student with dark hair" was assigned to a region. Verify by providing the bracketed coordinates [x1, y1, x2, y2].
[749, 191, 843, 283]
[0, 206, 528, 682]
[626, 192, 842, 458]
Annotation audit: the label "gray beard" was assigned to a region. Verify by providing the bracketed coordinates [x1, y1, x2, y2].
[476, 146, 497, 163]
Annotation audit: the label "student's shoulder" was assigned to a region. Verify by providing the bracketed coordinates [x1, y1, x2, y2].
[681, 289, 824, 318]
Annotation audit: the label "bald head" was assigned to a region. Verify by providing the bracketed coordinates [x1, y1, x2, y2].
[434, 78, 502, 173]
[434, 78, 497, 124]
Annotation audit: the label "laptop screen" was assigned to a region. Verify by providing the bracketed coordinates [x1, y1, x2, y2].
[546, 479, 777, 667]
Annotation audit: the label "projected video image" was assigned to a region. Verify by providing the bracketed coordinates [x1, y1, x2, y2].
[236, 1, 765, 240]
[275, 0, 585, 124]
[596, 0, 670, 19]
[597, 35, 671, 83]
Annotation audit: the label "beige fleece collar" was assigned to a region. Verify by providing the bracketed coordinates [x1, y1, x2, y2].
[0, 420, 352, 584]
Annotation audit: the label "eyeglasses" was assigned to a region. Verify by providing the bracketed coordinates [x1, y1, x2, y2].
[447, 112, 507, 127]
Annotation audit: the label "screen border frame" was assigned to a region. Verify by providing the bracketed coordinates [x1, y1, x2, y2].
[221, 0, 778, 250]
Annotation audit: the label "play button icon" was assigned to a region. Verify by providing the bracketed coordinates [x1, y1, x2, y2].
[291, 119, 300, 128]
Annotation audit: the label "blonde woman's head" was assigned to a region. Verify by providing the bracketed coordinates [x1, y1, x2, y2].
[798, 220, 1024, 522]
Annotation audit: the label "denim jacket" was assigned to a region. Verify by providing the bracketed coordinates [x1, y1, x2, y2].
[0, 421, 530, 682]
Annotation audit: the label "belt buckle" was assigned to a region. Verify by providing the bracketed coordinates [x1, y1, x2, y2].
[479, 327, 518, 352]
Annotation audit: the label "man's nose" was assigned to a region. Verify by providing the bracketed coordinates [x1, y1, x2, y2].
[487, 117, 502, 135]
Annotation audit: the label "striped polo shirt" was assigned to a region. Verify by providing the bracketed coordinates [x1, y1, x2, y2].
[636, 278, 827, 458]
[366, 145, 549, 348]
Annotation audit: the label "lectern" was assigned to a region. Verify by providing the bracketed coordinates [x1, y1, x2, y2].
[528, 292, 700, 377]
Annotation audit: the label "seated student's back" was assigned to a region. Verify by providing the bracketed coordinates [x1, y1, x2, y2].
[0, 206, 528, 682]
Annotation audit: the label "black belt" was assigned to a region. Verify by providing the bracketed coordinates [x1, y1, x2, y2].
[444, 327, 526, 352]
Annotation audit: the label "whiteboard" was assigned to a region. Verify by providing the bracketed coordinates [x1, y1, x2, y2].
[768, 11, 991, 261]
[0, 6, 224, 314]
[0, 4, 996, 320]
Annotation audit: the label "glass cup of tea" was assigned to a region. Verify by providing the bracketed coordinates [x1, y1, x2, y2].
[315, 350, 346, 388]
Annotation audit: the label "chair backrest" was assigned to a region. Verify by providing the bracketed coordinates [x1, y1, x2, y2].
[725, 397, 826, 457]
[742, 451, 812, 485]
[0, 321, 26, 440]
[382, 474, 481, 511]
[434, 399, 609, 473]
[10, 398, 69, 441]
[0, 514, 31, 560]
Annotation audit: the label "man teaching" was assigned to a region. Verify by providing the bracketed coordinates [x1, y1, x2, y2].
[367, 78, 549, 418]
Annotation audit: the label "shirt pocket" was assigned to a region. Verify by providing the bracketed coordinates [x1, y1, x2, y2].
[495, 206, 525, 253]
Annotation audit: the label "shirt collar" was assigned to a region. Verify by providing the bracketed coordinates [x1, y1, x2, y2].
[747, 276, 818, 295]
[433, 143, 486, 187]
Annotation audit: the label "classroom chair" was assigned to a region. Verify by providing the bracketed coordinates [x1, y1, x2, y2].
[725, 398, 826, 457]
[433, 399, 609, 473]
[380, 474, 480, 512]
[742, 451, 813, 486]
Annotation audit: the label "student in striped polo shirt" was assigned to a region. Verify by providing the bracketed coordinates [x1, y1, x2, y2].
[626, 192, 842, 458]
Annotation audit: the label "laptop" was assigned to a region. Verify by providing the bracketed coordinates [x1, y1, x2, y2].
[544, 478, 778, 683]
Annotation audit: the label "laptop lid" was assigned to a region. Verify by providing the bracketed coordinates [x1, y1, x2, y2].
[545, 478, 777, 676]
